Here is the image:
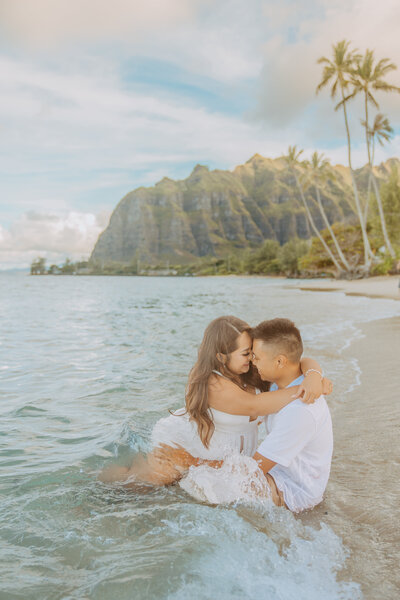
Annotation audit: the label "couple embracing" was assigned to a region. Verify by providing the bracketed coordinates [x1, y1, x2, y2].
[101, 316, 333, 513]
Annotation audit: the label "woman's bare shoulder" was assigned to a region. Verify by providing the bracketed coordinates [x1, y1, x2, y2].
[208, 373, 234, 400]
[208, 373, 235, 391]
[208, 375, 257, 412]
[209, 374, 256, 394]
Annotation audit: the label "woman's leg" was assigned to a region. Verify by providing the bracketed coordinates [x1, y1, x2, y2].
[98, 449, 183, 487]
[98, 464, 130, 483]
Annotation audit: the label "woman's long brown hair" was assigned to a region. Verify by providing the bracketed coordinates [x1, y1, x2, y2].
[184, 316, 268, 448]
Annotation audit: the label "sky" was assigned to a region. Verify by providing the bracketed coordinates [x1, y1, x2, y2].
[0, 0, 399, 268]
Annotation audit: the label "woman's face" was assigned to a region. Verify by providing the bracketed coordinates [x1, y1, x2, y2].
[226, 331, 252, 374]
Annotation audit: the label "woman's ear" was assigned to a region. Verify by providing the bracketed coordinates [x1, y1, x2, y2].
[216, 353, 226, 365]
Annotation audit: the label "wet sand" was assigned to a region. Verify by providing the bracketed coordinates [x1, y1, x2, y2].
[287, 275, 400, 301]
[301, 316, 400, 599]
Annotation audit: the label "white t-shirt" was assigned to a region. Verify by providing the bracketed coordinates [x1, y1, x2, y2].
[257, 375, 333, 512]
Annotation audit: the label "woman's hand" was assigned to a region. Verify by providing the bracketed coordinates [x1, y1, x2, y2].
[293, 373, 333, 404]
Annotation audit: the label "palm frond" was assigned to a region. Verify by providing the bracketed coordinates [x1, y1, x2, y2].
[334, 90, 356, 110]
[366, 90, 379, 109]
[373, 81, 400, 93]
[373, 58, 397, 78]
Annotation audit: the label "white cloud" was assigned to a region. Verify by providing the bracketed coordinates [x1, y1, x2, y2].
[0, 53, 285, 187]
[0, 0, 260, 85]
[0, 0, 201, 47]
[254, 0, 400, 126]
[0, 210, 109, 269]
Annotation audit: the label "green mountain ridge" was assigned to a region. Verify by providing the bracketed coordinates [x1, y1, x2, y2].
[90, 154, 400, 265]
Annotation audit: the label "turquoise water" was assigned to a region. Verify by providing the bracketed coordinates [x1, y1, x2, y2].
[1, 274, 399, 600]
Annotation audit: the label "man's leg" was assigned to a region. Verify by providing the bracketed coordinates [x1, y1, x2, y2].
[264, 473, 287, 508]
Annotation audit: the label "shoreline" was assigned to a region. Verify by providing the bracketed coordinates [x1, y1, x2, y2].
[301, 315, 400, 598]
[286, 275, 400, 301]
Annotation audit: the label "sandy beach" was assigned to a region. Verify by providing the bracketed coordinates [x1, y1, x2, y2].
[286, 275, 400, 301]
[301, 315, 400, 598]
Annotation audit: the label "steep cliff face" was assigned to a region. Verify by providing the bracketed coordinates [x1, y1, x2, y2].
[90, 154, 398, 265]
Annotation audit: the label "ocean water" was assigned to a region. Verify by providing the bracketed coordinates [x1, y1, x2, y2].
[1, 274, 399, 600]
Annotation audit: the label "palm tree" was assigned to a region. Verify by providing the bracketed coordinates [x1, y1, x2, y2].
[345, 50, 400, 164]
[305, 152, 351, 270]
[343, 49, 400, 247]
[284, 146, 343, 273]
[316, 40, 373, 269]
[365, 114, 396, 258]
[361, 112, 392, 225]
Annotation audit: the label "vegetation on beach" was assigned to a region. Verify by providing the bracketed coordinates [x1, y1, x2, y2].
[311, 40, 400, 274]
[30, 258, 90, 276]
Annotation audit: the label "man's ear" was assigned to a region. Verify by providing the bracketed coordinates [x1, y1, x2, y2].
[276, 354, 287, 368]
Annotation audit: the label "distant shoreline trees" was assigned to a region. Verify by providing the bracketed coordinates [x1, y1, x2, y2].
[30, 257, 47, 275]
[30, 257, 90, 275]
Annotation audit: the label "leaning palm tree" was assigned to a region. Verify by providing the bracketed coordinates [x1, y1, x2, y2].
[364, 114, 396, 258]
[284, 146, 344, 272]
[316, 40, 373, 270]
[305, 152, 351, 270]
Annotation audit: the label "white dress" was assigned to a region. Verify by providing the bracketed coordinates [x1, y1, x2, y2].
[151, 405, 259, 459]
[150, 372, 270, 504]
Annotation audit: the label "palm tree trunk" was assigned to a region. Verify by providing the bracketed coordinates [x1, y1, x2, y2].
[362, 92, 374, 250]
[363, 170, 372, 228]
[371, 171, 396, 258]
[364, 93, 371, 165]
[293, 171, 343, 272]
[315, 185, 350, 270]
[340, 85, 373, 269]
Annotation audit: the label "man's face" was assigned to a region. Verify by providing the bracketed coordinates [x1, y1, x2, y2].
[252, 338, 280, 382]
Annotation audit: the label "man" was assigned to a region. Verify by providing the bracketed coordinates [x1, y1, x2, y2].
[250, 318, 333, 512]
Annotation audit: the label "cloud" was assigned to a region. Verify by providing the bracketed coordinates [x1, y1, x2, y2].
[254, 0, 400, 127]
[0, 210, 109, 269]
[0, 52, 286, 196]
[0, 0, 201, 48]
[0, 0, 262, 85]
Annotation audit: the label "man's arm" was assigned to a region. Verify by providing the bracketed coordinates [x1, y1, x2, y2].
[155, 403, 315, 479]
[154, 444, 276, 478]
[252, 452, 277, 475]
[153, 444, 222, 474]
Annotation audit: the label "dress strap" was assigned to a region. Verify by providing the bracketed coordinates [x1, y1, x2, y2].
[212, 369, 246, 387]
[212, 369, 230, 380]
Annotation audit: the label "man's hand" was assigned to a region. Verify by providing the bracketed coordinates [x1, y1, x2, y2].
[322, 377, 333, 396]
[293, 373, 333, 404]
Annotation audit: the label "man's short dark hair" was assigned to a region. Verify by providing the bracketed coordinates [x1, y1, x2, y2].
[251, 318, 303, 363]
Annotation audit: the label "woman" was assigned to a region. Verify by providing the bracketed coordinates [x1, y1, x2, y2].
[100, 316, 331, 487]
